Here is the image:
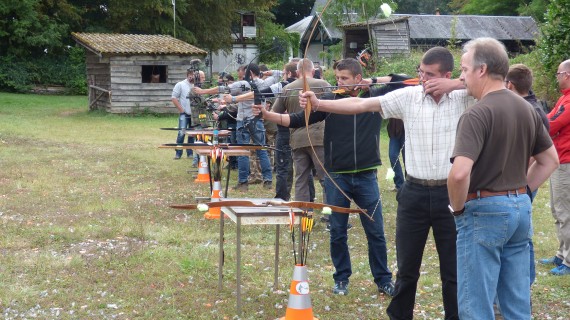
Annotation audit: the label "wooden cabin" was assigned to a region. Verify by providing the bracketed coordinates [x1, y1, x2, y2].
[71, 33, 207, 113]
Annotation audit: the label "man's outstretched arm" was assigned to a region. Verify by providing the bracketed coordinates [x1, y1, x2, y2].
[299, 91, 381, 115]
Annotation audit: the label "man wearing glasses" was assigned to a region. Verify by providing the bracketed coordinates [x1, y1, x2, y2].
[541, 59, 570, 276]
[299, 47, 472, 320]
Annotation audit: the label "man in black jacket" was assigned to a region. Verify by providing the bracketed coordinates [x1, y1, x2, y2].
[254, 58, 408, 297]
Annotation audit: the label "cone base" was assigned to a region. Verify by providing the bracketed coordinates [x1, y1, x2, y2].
[194, 175, 210, 183]
[279, 316, 318, 320]
[204, 207, 221, 219]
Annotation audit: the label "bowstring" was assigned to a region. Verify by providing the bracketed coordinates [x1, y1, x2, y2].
[302, 0, 373, 221]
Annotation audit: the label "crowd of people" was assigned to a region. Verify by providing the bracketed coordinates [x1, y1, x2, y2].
[171, 37, 570, 319]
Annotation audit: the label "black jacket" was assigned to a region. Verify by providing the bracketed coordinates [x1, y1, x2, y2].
[288, 74, 411, 172]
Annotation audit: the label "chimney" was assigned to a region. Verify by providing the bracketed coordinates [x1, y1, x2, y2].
[435, 8, 441, 15]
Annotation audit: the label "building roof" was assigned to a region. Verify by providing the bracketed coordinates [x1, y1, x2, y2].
[338, 14, 538, 41]
[71, 33, 207, 57]
[285, 15, 339, 43]
[309, 0, 538, 42]
[396, 14, 538, 41]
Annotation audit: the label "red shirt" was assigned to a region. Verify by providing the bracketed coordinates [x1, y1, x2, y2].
[548, 88, 570, 163]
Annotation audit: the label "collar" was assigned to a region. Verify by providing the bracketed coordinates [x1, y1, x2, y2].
[562, 88, 570, 96]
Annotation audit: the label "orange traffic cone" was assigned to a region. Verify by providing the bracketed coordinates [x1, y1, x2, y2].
[204, 181, 222, 219]
[194, 155, 210, 183]
[280, 265, 318, 320]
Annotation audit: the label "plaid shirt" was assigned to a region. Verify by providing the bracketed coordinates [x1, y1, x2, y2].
[379, 86, 474, 180]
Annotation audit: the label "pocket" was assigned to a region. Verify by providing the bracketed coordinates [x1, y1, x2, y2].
[473, 211, 508, 247]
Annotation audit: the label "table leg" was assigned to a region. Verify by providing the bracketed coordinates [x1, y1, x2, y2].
[236, 216, 242, 316]
[274, 225, 280, 290]
[218, 206, 224, 291]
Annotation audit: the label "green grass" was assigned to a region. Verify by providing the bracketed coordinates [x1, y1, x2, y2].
[0, 92, 568, 319]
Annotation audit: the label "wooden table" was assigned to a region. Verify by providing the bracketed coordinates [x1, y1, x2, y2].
[218, 199, 303, 316]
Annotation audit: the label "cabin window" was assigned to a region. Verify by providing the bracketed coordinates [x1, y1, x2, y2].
[142, 65, 167, 83]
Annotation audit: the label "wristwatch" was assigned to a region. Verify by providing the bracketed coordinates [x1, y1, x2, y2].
[231, 96, 236, 103]
[371, 77, 378, 84]
[448, 204, 465, 216]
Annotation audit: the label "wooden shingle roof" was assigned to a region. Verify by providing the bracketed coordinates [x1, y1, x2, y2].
[71, 33, 207, 56]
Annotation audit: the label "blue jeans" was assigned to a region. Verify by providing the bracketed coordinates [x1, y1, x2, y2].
[326, 170, 392, 287]
[176, 113, 194, 158]
[275, 128, 293, 200]
[388, 135, 405, 189]
[456, 194, 532, 320]
[236, 120, 272, 183]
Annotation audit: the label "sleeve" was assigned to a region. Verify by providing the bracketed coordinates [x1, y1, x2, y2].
[171, 83, 181, 99]
[532, 118, 554, 156]
[548, 97, 570, 136]
[271, 84, 289, 113]
[378, 87, 408, 119]
[228, 81, 248, 95]
[451, 111, 486, 162]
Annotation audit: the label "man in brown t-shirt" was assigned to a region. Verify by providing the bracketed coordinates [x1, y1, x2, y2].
[448, 37, 559, 319]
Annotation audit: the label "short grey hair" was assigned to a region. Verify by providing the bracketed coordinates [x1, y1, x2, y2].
[297, 58, 314, 72]
[463, 37, 509, 80]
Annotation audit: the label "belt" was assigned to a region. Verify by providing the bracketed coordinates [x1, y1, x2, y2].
[466, 187, 527, 202]
[406, 175, 447, 187]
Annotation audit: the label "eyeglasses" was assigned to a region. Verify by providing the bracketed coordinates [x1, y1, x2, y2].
[556, 71, 569, 76]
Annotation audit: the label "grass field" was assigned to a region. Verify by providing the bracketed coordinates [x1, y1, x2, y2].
[0, 92, 568, 319]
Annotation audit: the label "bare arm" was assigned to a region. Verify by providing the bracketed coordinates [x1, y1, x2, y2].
[252, 105, 291, 127]
[424, 78, 465, 96]
[222, 92, 253, 104]
[447, 156, 474, 211]
[299, 91, 382, 115]
[527, 145, 559, 191]
[193, 86, 219, 95]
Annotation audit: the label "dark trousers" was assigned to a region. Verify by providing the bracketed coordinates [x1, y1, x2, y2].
[274, 128, 293, 200]
[387, 181, 458, 320]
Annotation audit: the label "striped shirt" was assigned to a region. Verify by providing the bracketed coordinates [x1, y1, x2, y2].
[379, 86, 474, 180]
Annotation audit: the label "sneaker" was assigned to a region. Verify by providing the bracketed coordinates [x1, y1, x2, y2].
[378, 282, 395, 297]
[332, 281, 349, 295]
[320, 216, 330, 223]
[263, 180, 272, 190]
[233, 181, 248, 192]
[539, 256, 563, 266]
[550, 264, 570, 276]
[174, 155, 182, 160]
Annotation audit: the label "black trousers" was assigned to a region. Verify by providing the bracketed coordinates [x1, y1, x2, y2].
[387, 181, 458, 320]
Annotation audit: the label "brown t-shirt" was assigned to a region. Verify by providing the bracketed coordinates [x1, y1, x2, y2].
[452, 89, 553, 192]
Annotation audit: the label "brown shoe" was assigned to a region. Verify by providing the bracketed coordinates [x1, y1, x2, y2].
[233, 181, 248, 192]
[249, 177, 262, 185]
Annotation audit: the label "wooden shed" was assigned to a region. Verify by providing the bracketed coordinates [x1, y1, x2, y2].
[340, 16, 411, 59]
[71, 33, 207, 113]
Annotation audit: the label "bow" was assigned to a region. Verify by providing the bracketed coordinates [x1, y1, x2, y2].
[170, 200, 364, 214]
[301, 0, 374, 221]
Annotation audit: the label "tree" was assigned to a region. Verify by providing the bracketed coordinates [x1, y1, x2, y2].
[538, 0, 570, 100]
[322, 0, 396, 26]
[449, 0, 550, 21]
[0, 0, 79, 57]
[394, 0, 453, 14]
[272, 0, 315, 27]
